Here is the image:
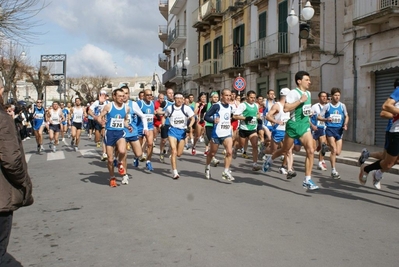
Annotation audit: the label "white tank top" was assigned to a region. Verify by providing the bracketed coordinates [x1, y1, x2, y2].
[50, 109, 62, 125]
[72, 107, 84, 123]
[274, 102, 290, 131]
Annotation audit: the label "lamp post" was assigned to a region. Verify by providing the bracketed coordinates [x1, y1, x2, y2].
[176, 56, 190, 92]
[151, 73, 157, 92]
[286, 0, 315, 71]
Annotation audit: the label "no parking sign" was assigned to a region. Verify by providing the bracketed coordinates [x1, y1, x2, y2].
[233, 75, 246, 94]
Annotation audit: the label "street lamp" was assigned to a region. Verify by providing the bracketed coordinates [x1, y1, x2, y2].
[176, 56, 190, 92]
[287, 1, 315, 71]
[151, 73, 157, 92]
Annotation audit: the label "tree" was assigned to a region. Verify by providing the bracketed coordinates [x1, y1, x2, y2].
[23, 65, 53, 102]
[67, 76, 110, 103]
[0, 0, 47, 43]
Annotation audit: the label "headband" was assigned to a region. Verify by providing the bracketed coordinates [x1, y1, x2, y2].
[211, 92, 219, 97]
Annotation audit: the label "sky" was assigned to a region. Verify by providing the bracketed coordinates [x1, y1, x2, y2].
[25, 0, 165, 78]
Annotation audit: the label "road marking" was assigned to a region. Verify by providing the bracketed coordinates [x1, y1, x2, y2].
[25, 154, 33, 163]
[79, 149, 100, 157]
[47, 151, 66, 161]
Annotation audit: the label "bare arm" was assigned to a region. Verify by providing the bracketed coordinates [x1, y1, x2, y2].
[382, 98, 399, 115]
[265, 104, 279, 125]
[380, 110, 394, 119]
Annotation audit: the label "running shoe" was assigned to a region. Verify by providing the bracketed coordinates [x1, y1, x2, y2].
[184, 144, 189, 150]
[101, 153, 108, 161]
[302, 179, 319, 190]
[133, 158, 139, 168]
[358, 148, 370, 166]
[252, 164, 261, 171]
[358, 164, 368, 185]
[331, 171, 341, 179]
[205, 167, 210, 179]
[222, 171, 235, 181]
[37, 145, 41, 153]
[117, 163, 125, 175]
[146, 161, 154, 171]
[258, 150, 265, 161]
[242, 153, 249, 159]
[204, 150, 208, 156]
[160, 153, 164, 163]
[322, 162, 327, 170]
[121, 175, 129, 185]
[40, 145, 44, 152]
[372, 171, 382, 190]
[96, 142, 101, 148]
[49, 142, 53, 150]
[280, 155, 285, 161]
[173, 172, 180, 179]
[75, 146, 79, 152]
[279, 167, 288, 175]
[262, 156, 272, 172]
[191, 147, 196, 155]
[232, 148, 237, 159]
[286, 170, 297, 180]
[317, 163, 327, 171]
[140, 154, 147, 162]
[113, 158, 118, 167]
[211, 157, 220, 167]
[53, 146, 57, 153]
[109, 177, 117, 187]
[71, 138, 75, 146]
[62, 138, 65, 142]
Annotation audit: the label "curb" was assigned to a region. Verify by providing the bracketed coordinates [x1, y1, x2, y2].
[295, 151, 399, 175]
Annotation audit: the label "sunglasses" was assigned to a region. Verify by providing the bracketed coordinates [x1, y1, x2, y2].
[37, 102, 42, 103]
[145, 94, 153, 96]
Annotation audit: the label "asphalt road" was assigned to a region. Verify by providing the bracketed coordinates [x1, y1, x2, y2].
[3, 133, 399, 267]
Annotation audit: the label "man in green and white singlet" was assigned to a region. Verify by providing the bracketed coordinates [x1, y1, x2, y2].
[263, 71, 319, 190]
[233, 90, 261, 171]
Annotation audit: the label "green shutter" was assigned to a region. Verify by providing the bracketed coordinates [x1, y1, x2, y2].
[259, 12, 266, 39]
[278, 0, 288, 53]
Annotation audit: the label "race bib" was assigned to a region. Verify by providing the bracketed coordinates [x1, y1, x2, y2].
[52, 117, 59, 123]
[302, 104, 312, 116]
[173, 116, 185, 125]
[317, 120, 325, 127]
[249, 118, 257, 125]
[220, 122, 231, 130]
[282, 118, 289, 125]
[146, 115, 153, 123]
[35, 113, 44, 119]
[330, 114, 342, 124]
[110, 118, 124, 128]
[75, 115, 82, 120]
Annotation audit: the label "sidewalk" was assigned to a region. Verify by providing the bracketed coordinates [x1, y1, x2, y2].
[296, 141, 399, 175]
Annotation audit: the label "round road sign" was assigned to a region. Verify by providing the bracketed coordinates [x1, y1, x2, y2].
[233, 76, 246, 91]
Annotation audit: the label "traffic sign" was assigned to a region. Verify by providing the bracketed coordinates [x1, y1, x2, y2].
[233, 76, 246, 92]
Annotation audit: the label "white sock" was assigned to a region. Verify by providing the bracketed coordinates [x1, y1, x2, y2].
[224, 168, 229, 173]
[206, 164, 211, 169]
[173, 169, 178, 175]
[305, 176, 311, 182]
[332, 168, 336, 173]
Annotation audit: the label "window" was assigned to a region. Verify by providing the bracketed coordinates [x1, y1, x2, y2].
[278, 0, 288, 53]
[259, 12, 267, 39]
[203, 42, 211, 61]
[213, 36, 223, 59]
[233, 24, 245, 47]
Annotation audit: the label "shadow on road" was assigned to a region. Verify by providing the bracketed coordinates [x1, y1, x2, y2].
[1, 253, 23, 267]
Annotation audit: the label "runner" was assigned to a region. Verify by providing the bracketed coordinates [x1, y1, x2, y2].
[153, 93, 165, 142]
[263, 71, 319, 190]
[203, 92, 221, 166]
[310, 91, 328, 171]
[32, 99, 46, 153]
[233, 90, 262, 171]
[191, 92, 207, 155]
[318, 88, 349, 179]
[358, 78, 399, 189]
[162, 92, 195, 179]
[262, 89, 276, 149]
[47, 101, 65, 153]
[86, 102, 95, 139]
[70, 98, 87, 151]
[89, 90, 109, 161]
[156, 88, 174, 163]
[60, 102, 69, 142]
[96, 88, 132, 187]
[203, 89, 235, 181]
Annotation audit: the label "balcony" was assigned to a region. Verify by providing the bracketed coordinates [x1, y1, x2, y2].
[192, 7, 210, 31]
[242, 32, 290, 65]
[158, 54, 168, 70]
[159, 0, 168, 20]
[202, 0, 223, 24]
[158, 25, 167, 42]
[170, 0, 187, 15]
[163, 66, 178, 85]
[219, 47, 245, 77]
[353, 0, 399, 26]
[192, 59, 223, 83]
[168, 25, 187, 49]
[162, 43, 171, 56]
[162, 65, 192, 85]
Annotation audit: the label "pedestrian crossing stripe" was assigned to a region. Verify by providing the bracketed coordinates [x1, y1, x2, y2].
[24, 149, 101, 163]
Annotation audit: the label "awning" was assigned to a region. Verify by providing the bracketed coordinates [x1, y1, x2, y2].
[360, 56, 399, 72]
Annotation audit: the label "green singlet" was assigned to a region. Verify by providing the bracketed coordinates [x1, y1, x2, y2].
[286, 88, 312, 139]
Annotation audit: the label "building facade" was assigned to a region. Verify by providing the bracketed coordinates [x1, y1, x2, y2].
[158, 0, 199, 97]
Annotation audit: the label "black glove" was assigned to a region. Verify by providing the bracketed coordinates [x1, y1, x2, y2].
[257, 118, 262, 124]
[186, 127, 191, 133]
[160, 101, 166, 108]
[156, 114, 162, 120]
[244, 116, 253, 123]
[199, 119, 204, 124]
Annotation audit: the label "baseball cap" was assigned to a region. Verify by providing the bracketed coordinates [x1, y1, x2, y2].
[280, 88, 290, 96]
[99, 90, 107, 95]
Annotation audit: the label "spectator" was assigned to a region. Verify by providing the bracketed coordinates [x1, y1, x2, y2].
[0, 84, 34, 264]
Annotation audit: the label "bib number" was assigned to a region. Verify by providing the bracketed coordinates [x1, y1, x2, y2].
[111, 118, 124, 128]
[302, 104, 312, 116]
[173, 116, 185, 125]
[147, 115, 153, 123]
[220, 122, 231, 130]
[330, 114, 342, 124]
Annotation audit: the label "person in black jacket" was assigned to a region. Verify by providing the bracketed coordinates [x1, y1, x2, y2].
[0, 84, 34, 264]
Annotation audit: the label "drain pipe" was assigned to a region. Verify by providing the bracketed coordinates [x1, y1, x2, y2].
[352, 29, 358, 143]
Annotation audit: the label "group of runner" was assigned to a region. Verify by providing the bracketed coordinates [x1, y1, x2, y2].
[28, 71, 398, 191]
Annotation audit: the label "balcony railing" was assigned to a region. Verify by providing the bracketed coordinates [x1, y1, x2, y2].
[353, 0, 399, 21]
[168, 25, 187, 48]
[202, 0, 223, 20]
[159, 0, 168, 20]
[170, 0, 187, 15]
[158, 25, 167, 42]
[158, 54, 168, 70]
[162, 66, 178, 84]
[220, 47, 245, 71]
[193, 59, 223, 79]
